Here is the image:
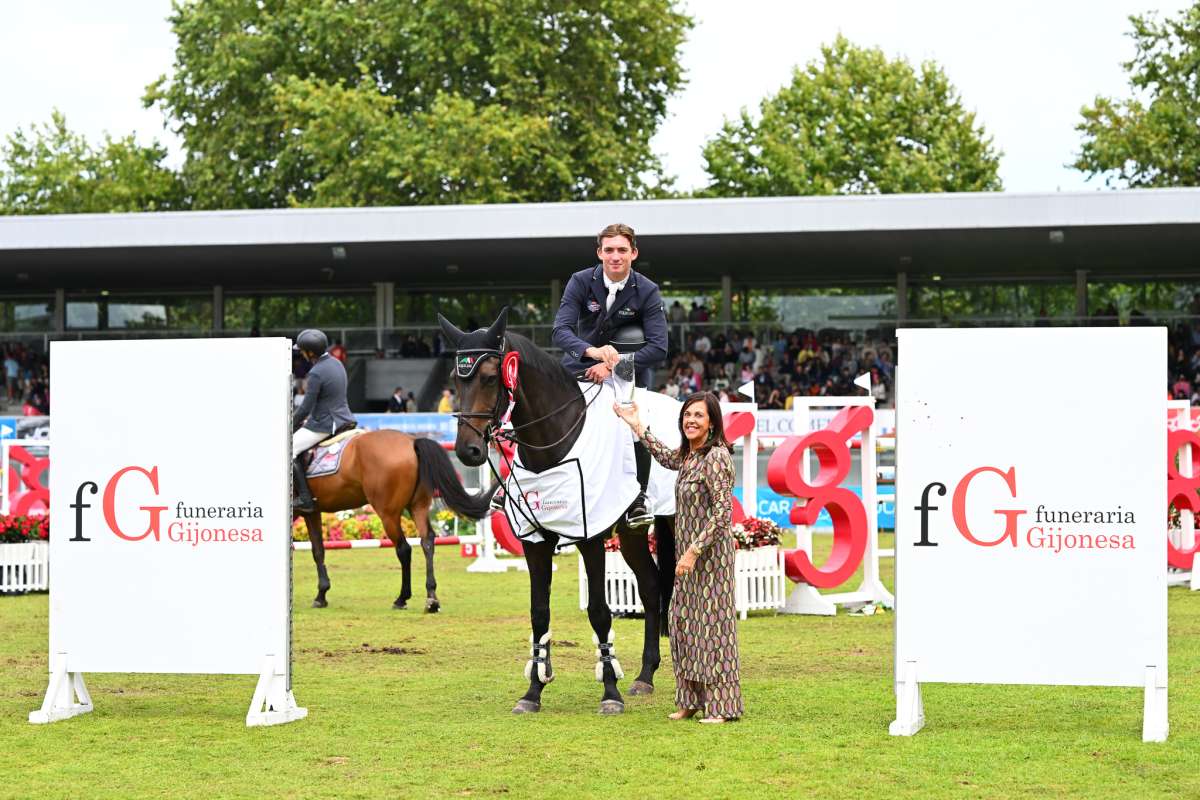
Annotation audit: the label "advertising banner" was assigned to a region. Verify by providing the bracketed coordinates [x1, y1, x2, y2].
[892, 328, 1166, 738]
[47, 339, 292, 676]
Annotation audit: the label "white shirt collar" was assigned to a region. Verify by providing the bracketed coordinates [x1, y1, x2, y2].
[603, 273, 628, 292]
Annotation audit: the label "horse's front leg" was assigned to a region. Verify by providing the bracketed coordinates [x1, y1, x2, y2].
[616, 524, 661, 694]
[579, 534, 626, 714]
[514, 537, 557, 714]
[304, 511, 330, 608]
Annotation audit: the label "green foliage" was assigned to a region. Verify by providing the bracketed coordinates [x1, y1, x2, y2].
[700, 36, 1002, 197]
[145, 0, 693, 208]
[1074, 3, 1200, 187]
[0, 111, 184, 214]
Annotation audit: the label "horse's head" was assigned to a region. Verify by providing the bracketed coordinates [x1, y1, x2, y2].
[438, 307, 509, 467]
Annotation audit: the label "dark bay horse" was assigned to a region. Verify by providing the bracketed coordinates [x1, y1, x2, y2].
[297, 431, 495, 611]
[439, 308, 665, 715]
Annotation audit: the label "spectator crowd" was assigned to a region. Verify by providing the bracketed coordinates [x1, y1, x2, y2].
[655, 327, 896, 409]
[2, 344, 50, 415]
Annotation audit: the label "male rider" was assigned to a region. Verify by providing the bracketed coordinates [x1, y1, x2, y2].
[292, 328, 356, 512]
[551, 223, 668, 527]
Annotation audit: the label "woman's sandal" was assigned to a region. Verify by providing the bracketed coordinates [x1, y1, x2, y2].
[699, 716, 737, 724]
[667, 709, 698, 720]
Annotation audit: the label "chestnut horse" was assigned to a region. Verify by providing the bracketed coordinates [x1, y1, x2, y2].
[297, 431, 496, 611]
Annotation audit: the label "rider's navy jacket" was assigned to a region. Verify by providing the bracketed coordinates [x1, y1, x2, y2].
[293, 352, 356, 434]
[552, 264, 669, 375]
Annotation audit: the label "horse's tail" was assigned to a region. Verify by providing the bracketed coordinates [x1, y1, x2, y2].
[413, 437, 498, 520]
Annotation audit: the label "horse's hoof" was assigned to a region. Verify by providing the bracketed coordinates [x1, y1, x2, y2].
[424, 599, 440, 614]
[392, 601, 408, 610]
[512, 699, 541, 714]
[312, 599, 327, 609]
[599, 699, 625, 715]
[628, 680, 654, 696]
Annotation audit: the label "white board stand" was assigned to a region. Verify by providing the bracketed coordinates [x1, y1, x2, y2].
[29, 653, 92, 724]
[889, 662, 1169, 741]
[785, 397, 894, 615]
[1143, 665, 1169, 743]
[888, 660, 924, 736]
[246, 656, 308, 727]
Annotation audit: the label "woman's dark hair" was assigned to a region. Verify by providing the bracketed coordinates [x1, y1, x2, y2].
[676, 391, 733, 462]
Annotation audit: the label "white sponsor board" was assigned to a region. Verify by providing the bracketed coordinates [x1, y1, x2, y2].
[33, 339, 303, 726]
[892, 328, 1167, 741]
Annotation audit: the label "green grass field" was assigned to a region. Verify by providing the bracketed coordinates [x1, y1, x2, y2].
[2, 538, 1199, 799]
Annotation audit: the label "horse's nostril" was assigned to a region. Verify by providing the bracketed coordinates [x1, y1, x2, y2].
[466, 445, 482, 462]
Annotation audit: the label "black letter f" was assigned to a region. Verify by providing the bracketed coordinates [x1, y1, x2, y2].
[914, 482, 947, 547]
[71, 481, 98, 542]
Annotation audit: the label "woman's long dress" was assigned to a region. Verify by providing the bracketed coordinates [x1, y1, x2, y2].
[642, 431, 744, 719]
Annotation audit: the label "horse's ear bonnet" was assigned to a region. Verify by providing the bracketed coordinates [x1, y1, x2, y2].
[447, 307, 510, 379]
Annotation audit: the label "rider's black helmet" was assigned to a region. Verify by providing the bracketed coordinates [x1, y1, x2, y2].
[295, 329, 329, 355]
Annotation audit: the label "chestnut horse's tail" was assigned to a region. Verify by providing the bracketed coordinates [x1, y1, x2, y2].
[413, 438, 498, 519]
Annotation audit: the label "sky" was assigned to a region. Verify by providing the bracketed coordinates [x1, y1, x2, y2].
[0, 0, 1191, 195]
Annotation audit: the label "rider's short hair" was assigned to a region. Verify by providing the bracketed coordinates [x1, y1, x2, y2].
[596, 223, 637, 250]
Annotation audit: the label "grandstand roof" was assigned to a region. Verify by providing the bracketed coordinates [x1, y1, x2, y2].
[2, 189, 1199, 291]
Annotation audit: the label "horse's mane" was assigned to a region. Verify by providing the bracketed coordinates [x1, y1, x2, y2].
[505, 332, 578, 389]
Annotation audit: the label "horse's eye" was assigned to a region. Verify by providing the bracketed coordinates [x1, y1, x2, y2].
[481, 373, 498, 385]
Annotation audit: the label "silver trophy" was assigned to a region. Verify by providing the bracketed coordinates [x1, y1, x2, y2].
[614, 353, 637, 406]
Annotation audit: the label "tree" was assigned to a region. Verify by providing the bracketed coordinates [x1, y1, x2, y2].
[0, 111, 183, 214]
[1074, 3, 1200, 187]
[145, 0, 692, 209]
[700, 36, 1002, 197]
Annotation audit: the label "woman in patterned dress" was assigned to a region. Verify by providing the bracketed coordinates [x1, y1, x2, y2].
[614, 391, 743, 723]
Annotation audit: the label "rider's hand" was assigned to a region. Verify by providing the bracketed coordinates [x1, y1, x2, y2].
[586, 345, 621, 370]
[585, 362, 612, 383]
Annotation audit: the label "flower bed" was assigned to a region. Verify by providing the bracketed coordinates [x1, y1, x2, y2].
[0, 514, 50, 593]
[292, 506, 413, 542]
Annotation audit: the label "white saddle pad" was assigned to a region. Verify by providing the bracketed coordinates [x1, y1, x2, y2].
[501, 382, 681, 544]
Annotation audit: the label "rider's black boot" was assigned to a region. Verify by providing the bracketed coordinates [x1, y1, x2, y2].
[293, 457, 315, 513]
[625, 440, 653, 528]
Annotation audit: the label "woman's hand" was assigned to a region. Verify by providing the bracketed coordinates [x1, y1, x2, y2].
[613, 401, 642, 433]
[675, 546, 698, 577]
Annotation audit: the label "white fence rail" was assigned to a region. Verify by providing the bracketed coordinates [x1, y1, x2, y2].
[0, 541, 49, 593]
[579, 545, 786, 619]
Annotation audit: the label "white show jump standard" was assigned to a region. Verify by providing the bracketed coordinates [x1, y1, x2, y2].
[32, 338, 305, 727]
[891, 328, 1167, 742]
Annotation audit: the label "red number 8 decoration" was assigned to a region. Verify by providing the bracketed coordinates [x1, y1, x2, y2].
[766, 406, 873, 588]
[1167, 429, 1200, 570]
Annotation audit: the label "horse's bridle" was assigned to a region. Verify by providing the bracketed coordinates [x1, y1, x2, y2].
[450, 342, 602, 452]
[450, 344, 511, 441]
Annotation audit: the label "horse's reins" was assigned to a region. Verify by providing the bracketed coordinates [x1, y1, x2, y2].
[451, 341, 606, 534]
